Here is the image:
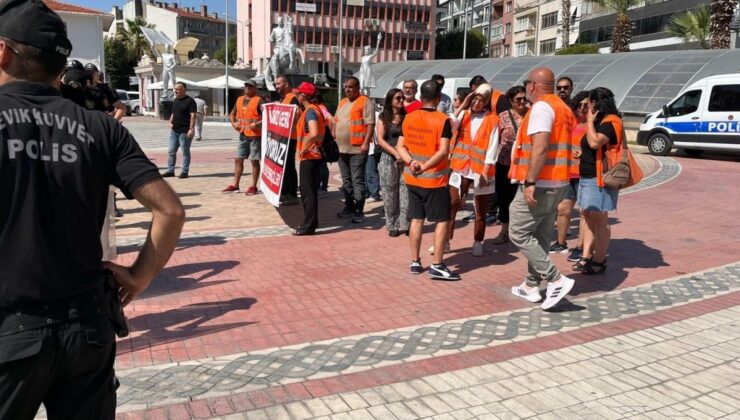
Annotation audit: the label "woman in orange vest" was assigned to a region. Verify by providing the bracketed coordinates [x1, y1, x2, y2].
[552, 90, 590, 261]
[445, 83, 500, 257]
[575, 87, 622, 274]
[292, 82, 326, 236]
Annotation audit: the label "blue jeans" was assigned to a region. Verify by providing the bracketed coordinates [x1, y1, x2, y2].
[365, 152, 380, 199]
[168, 131, 192, 174]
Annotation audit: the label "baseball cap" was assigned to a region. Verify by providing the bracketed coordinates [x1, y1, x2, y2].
[244, 79, 257, 87]
[293, 82, 317, 97]
[0, 0, 72, 57]
[84, 62, 99, 72]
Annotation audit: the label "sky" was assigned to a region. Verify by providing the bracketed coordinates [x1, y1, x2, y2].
[78, 0, 237, 18]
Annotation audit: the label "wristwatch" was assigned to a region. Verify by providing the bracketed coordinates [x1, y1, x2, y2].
[523, 180, 536, 188]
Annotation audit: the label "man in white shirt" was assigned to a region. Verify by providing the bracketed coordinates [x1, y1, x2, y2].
[193, 97, 207, 141]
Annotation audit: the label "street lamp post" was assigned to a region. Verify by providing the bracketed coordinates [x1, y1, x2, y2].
[462, 0, 468, 59]
[337, 0, 343, 103]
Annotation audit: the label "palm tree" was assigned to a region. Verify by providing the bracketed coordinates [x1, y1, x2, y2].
[587, 0, 642, 52]
[561, 0, 571, 48]
[709, 0, 738, 49]
[665, 5, 711, 49]
[117, 17, 156, 62]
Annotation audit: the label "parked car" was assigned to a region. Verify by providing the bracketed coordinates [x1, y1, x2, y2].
[116, 89, 141, 116]
[637, 74, 740, 156]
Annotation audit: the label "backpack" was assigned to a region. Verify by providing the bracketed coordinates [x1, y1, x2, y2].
[321, 129, 340, 163]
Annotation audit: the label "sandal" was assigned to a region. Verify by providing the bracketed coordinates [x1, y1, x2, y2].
[572, 258, 591, 272]
[491, 233, 509, 244]
[582, 259, 607, 274]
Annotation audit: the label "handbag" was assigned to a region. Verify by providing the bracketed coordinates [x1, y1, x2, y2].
[320, 128, 340, 163]
[600, 127, 643, 189]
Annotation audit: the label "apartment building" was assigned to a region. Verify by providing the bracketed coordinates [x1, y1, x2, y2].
[437, 0, 494, 43]
[578, 0, 712, 52]
[511, 0, 583, 57]
[240, 0, 436, 79]
[489, 0, 515, 58]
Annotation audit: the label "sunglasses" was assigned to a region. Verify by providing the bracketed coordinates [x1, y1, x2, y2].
[556, 85, 571, 91]
[577, 102, 589, 109]
[393, 96, 404, 101]
[522, 79, 534, 87]
[2, 40, 21, 56]
[513, 97, 526, 103]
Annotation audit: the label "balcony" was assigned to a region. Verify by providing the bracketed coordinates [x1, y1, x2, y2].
[491, 32, 504, 42]
[526, 28, 535, 36]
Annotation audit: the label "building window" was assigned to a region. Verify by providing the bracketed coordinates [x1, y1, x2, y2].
[541, 11, 558, 29]
[491, 46, 501, 57]
[515, 41, 529, 56]
[516, 17, 531, 32]
[505, 23, 511, 34]
[491, 24, 502, 38]
[505, 1, 512, 13]
[504, 45, 510, 55]
[540, 38, 556, 55]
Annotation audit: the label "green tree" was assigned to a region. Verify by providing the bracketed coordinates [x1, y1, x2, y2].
[435, 29, 487, 59]
[709, 0, 738, 49]
[561, 0, 572, 48]
[214, 36, 237, 65]
[555, 43, 600, 55]
[116, 17, 155, 62]
[104, 37, 137, 89]
[587, 0, 642, 52]
[665, 5, 711, 49]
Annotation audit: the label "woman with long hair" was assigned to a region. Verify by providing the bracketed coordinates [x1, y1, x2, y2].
[292, 82, 326, 236]
[551, 91, 589, 261]
[445, 83, 499, 256]
[315, 94, 334, 192]
[491, 85, 528, 244]
[574, 87, 622, 273]
[376, 88, 409, 237]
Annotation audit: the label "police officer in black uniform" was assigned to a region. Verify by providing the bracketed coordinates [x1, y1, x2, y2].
[0, 1, 186, 418]
[85, 62, 126, 121]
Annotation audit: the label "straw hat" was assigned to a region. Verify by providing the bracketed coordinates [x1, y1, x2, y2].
[474, 83, 492, 105]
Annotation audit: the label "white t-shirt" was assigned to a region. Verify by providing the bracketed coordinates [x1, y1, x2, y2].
[517, 100, 567, 188]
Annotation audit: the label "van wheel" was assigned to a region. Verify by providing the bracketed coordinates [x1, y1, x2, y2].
[683, 149, 704, 157]
[133, 106, 140, 114]
[647, 133, 671, 156]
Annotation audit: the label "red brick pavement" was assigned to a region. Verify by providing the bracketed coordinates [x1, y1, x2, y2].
[113, 155, 740, 371]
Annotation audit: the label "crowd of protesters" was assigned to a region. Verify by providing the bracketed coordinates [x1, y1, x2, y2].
[196, 67, 628, 309]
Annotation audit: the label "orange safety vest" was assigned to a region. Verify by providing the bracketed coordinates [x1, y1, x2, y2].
[569, 123, 587, 179]
[449, 111, 498, 179]
[296, 104, 326, 161]
[337, 95, 369, 146]
[508, 94, 575, 182]
[490, 90, 504, 116]
[282, 93, 300, 140]
[595, 114, 624, 187]
[401, 110, 451, 188]
[235, 95, 261, 137]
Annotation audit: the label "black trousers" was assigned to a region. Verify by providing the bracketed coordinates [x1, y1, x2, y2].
[282, 141, 298, 198]
[494, 162, 518, 224]
[299, 159, 322, 231]
[0, 306, 117, 420]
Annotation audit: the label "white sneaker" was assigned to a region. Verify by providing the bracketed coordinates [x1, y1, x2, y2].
[511, 282, 542, 303]
[472, 241, 484, 257]
[541, 275, 575, 310]
[428, 243, 451, 255]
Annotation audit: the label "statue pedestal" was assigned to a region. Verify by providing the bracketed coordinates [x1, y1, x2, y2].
[159, 98, 174, 120]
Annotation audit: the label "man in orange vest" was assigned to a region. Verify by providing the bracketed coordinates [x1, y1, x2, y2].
[335, 76, 375, 223]
[508, 67, 576, 310]
[274, 75, 300, 206]
[397, 80, 460, 281]
[225, 79, 263, 195]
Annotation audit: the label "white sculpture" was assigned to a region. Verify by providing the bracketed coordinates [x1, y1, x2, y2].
[359, 33, 382, 93]
[264, 14, 305, 90]
[159, 45, 177, 99]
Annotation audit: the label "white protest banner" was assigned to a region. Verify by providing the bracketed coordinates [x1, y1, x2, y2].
[260, 103, 297, 207]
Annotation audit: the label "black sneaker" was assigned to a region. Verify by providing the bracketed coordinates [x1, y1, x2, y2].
[351, 212, 365, 223]
[178, 173, 189, 179]
[567, 247, 583, 262]
[549, 242, 568, 254]
[161, 171, 175, 178]
[429, 263, 461, 281]
[409, 260, 423, 275]
[337, 207, 354, 218]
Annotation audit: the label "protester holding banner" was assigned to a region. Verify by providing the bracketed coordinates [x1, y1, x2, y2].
[335, 76, 375, 224]
[260, 96, 299, 207]
[225, 80, 263, 195]
[275, 75, 301, 206]
[292, 82, 326, 235]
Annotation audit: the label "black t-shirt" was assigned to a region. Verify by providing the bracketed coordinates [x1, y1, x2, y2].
[399, 108, 453, 139]
[84, 86, 109, 112]
[171, 95, 197, 134]
[0, 82, 161, 305]
[381, 119, 403, 157]
[579, 120, 618, 178]
[98, 82, 120, 112]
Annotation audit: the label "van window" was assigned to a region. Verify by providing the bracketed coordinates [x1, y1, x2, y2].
[117, 91, 129, 101]
[128, 92, 139, 100]
[708, 85, 740, 112]
[666, 90, 701, 117]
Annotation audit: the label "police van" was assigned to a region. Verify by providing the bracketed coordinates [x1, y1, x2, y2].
[637, 74, 740, 156]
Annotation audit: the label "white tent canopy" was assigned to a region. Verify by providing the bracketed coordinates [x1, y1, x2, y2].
[146, 78, 201, 90]
[197, 75, 247, 89]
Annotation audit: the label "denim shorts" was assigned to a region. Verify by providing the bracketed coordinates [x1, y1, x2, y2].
[238, 134, 261, 160]
[563, 178, 579, 201]
[577, 177, 618, 212]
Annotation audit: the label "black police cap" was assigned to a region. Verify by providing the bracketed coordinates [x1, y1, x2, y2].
[84, 62, 99, 72]
[0, 0, 72, 57]
[63, 68, 88, 90]
[66, 59, 83, 71]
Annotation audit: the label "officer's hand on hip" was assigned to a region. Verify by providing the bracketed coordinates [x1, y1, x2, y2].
[102, 261, 144, 307]
[524, 185, 537, 207]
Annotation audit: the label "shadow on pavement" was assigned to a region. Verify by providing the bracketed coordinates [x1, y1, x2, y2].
[118, 235, 228, 255]
[116, 215, 211, 230]
[120, 297, 258, 354]
[570, 237, 667, 296]
[138, 260, 240, 299]
[275, 190, 385, 233]
[445, 239, 519, 275]
[120, 203, 202, 215]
